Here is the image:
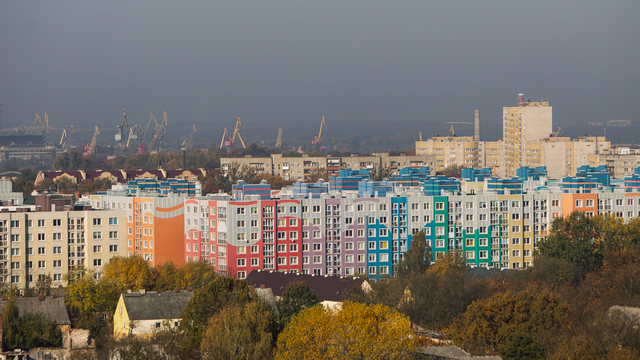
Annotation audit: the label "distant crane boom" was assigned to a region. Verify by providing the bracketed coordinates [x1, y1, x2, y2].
[230, 117, 246, 149]
[312, 116, 327, 144]
[182, 125, 197, 149]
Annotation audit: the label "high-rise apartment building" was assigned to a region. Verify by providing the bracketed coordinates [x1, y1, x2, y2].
[503, 94, 553, 177]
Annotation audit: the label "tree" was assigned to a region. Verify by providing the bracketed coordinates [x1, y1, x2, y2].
[66, 269, 119, 314]
[275, 302, 417, 360]
[172, 260, 216, 290]
[101, 256, 154, 293]
[449, 288, 569, 357]
[395, 231, 430, 279]
[56, 176, 78, 193]
[2, 295, 19, 350]
[277, 281, 320, 328]
[179, 277, 252, 355]
[200, 301, 275, 360]
[18, 312, 63, 349]
[538, 211, 603, 275]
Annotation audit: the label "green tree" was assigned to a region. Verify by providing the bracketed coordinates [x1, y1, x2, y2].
[449, 288, 569, 357]
[19, 312, 63, 349]
[200, 301, 275, 360]
[2, 295, 19, 350]
[179, 277, 252, 355]
[395, 231, 430, 279]
[538, 211, 603, 275]
[277, 281, 320, 328]
[56, 176, 78, 193]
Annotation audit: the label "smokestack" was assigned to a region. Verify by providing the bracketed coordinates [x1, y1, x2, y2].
[518, 93, 524, 105]
[474, 110, 480, 141]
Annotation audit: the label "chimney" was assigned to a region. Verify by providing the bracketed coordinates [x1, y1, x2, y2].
[474, 109, 480, 141]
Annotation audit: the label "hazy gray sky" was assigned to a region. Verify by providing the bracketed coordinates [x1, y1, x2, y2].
[1, 1, 639, 147]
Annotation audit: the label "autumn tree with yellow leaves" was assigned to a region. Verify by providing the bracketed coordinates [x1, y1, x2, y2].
[275, 302, 417, 360]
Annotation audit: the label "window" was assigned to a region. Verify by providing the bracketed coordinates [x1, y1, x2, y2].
[53, 246, 62, 254]
[237, 207, 245, 215]
[109, 218, 118, 225]
[93, 232, 102, 239]
[53, 232, 62, 240]
[552, 200, 559, 207]
[237, 259, 246, 267]
[93, 259, 102, 266]
[290, 256, 298, 265]
[11, 248, 20, 256]
[110, 245, 118, 252]
[38, 247, 45, 255]
[93, 245, 102, 253]
[512, 250, 520, 257]
[11, 220, 19, 228]
[289, 244, 298, 252]
[93, 218, 102, 226]
[313, 256, 322, 264]
[11, 234, 20, 242]
[368, 242, 376, 250]
[576, 200, 583, 208]
[369, 254, 376, 262]
[109, 231, 118, 239]
[251, 258, 259, 266]
[435, 202, 444, 210]
[53, 260, 62, 268]
[38, 219, 45, 227]
[586, 199, 594, 207]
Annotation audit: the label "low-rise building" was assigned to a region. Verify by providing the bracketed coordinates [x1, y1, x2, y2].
[113, 289, 193, 338]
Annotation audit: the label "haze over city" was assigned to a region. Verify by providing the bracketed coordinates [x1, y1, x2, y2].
[1, 1, 639, 149]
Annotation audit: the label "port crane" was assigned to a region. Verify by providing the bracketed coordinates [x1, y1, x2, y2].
[127, 113, 158, 149]
[115, 109, 129, 149]
[182, 125, 197, 149]
[275, 127, 283, 147]
[220, 128, 230, 149]
[60, 129, 68, 150]
[312, 116, 326, 144]
[231, 117, 246, 149]
[83, 126, 100, 156]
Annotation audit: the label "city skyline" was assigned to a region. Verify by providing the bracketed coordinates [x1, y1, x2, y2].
[1, 1, 639, 148]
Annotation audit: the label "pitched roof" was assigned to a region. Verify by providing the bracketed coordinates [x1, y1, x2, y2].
[245, 270, 365, 302]
[0, 296, 71, 325]
[417, 345, 470, 358]
[122, 290, 193, 320]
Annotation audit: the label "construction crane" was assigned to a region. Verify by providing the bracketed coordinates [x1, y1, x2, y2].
[419, 131, 423, 141]
[115, 109, 129, 149]
[231, 117, 246, 149]
[449, 125, 456, 137]
[182, 125, 197, 149]
[551, 127, 564, 137]
[312, 116, 327, 144]
[275, 127, 283, 147]
[60, 129, 68, 150]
